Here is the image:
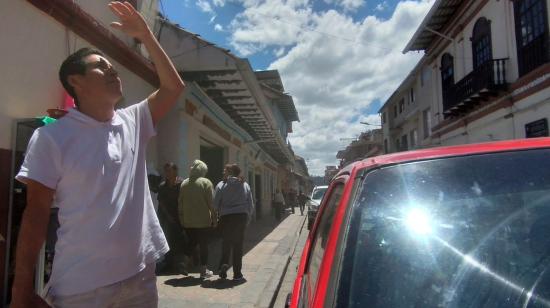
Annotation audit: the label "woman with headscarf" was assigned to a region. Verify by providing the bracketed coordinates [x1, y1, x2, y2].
[178, 160, 215, 278]
[213, 164, 255, 281]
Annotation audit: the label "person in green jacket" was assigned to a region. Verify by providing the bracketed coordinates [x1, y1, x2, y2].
[178, 160, 216, 278]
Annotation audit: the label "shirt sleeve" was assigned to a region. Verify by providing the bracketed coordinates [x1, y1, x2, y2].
[16, 128, 62, 190]
[124, 99, 156, 141]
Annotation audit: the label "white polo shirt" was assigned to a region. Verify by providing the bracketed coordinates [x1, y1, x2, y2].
[16, 100, 168, 296]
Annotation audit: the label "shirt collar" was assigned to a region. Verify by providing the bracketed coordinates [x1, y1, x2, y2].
[67, 108, 123, 127]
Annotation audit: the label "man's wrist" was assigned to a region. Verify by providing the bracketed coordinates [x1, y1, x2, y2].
[137, 29, 156, 45]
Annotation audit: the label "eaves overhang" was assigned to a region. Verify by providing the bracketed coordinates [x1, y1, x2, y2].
[163, 20, 296, 164]
[403, 0, 462, 53]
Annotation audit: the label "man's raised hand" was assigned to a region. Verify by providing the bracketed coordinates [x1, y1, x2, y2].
[108, 1, 151, 40]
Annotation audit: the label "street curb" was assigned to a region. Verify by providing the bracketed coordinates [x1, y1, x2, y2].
[264, 215, 307, 308]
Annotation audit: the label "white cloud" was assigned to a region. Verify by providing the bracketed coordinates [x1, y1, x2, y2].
[375, 1, 389, 11]
[196, 0, 213, 13]
[228, 0, 312, 55]
[209, 15, 217, 23]
[213, 0, 226, 6]
[274, 47, 286, 57]
[214, 23, 224, 31]
[324, 0, 365, 12]
[227, 0, 434, 174]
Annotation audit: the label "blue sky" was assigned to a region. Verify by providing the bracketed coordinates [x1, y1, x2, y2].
[160, 0, 433, 175]
[162, 0, 399, 70]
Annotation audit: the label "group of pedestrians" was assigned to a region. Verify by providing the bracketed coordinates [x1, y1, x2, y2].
[272, 189, 310, 220]
[157, 161, 255, 281]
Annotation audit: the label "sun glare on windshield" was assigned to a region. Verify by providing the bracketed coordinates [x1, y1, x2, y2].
[404, 207, 433, 236]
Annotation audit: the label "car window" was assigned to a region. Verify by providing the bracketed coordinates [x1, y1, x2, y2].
[312, 187, 328, 200]
[308, 183, 344, 297]
[338, 148, 550, 307]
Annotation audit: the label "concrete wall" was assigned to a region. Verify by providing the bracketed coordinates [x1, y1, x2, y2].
[440, 87, 550, 143]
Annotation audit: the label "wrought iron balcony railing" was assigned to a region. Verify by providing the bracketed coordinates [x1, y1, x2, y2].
[443, 58, 509, 117]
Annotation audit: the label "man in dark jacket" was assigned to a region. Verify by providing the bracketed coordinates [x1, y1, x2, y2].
[158, 163, 184, 272]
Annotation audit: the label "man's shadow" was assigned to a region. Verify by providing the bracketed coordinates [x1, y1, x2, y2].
[164, 277, 247, 289]
[164, 276, 203, 287]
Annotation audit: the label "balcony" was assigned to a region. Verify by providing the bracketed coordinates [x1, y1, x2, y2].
[443, 58, 509, 118]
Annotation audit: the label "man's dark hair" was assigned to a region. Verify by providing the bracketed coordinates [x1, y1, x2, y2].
[59, 48, 105, 107]
[164, 162, 178, 171]
[224, 164, 241, 177]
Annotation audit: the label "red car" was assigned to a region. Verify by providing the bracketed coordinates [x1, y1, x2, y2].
[289, 138, 550, 308]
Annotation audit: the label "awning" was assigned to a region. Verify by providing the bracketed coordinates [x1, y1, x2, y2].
[403, 0, 463, 52]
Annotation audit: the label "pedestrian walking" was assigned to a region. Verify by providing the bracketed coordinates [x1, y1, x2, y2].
[214, 164, 255, 281]
[298, 191, 308, 216]
[273, 189, 285, 221]
[10, 2, 184, 307]
[178, 160, 216, 278]
[157, 163, 183, 273]
[288, 189, 297, 214]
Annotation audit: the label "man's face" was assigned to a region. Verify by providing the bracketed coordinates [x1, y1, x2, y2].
[165, 167, 177, 181]
[70, 54, 122, 106]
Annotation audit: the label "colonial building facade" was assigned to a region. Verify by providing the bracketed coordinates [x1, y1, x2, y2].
[337, 129, 383, 167]
[380, 0, 549, 152]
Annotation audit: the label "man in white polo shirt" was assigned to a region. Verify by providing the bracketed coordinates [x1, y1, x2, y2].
[10, 2, 184, 307]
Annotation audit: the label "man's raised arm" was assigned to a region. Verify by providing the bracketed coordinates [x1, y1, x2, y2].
[109, 1, 185, 126]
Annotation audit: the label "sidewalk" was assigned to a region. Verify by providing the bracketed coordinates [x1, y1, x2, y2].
[157, 210, 306, 308]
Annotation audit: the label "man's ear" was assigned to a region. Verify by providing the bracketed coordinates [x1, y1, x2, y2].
[67, 75, 83, 92]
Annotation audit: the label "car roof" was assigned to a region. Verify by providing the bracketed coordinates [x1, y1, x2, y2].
[336, 137, 550, 178]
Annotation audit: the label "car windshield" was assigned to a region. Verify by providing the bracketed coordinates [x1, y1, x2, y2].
[312, 187, 328, 200]
[338, 148, 550, 308]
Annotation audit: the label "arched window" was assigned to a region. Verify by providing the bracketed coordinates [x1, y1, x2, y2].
[472, 18, 493, 69]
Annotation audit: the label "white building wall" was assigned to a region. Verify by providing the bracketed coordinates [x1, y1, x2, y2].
[512, 87, 550, 138]
[440, 86, 550, 144]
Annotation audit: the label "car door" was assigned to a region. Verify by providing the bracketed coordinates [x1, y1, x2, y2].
[298, 179, 346, 307]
